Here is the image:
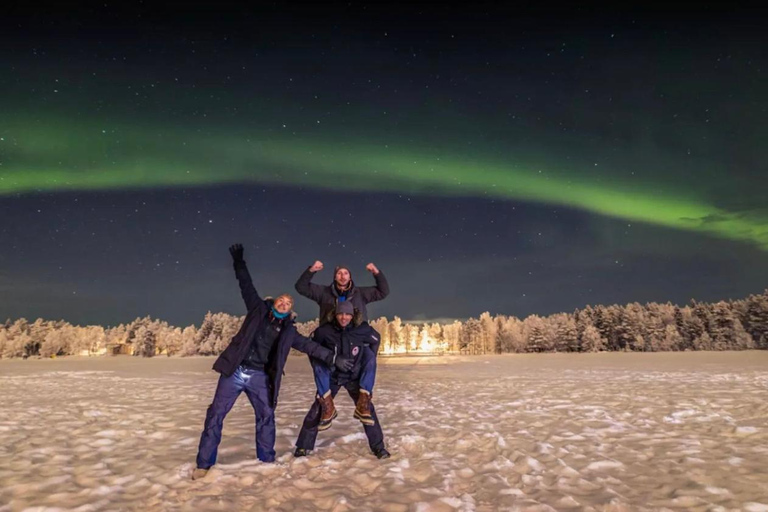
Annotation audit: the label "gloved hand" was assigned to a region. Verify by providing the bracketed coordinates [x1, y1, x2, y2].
[229, 244, 244, 264]
[334, 355, 354, 372]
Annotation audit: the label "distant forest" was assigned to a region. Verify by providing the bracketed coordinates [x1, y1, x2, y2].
[1, 290, 767, 358]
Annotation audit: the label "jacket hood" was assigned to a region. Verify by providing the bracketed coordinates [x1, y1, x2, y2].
[322, 306, 364, 327]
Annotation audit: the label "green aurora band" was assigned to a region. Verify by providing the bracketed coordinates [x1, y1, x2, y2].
[2, 118, 767, 250]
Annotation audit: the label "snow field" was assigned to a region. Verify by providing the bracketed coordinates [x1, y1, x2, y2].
[1, 351, 767, 511]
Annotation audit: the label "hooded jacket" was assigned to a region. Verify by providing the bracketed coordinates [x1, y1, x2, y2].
[213, 260, 335, 407]
[295, 267, 389, 324]
[312, 320, 381, 377]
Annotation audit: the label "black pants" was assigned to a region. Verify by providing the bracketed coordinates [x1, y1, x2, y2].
[295, 378, 385, 453]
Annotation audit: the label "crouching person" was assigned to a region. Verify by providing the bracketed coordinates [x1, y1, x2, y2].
[294, 301, 390, 459]
[192, 244, 353, 480]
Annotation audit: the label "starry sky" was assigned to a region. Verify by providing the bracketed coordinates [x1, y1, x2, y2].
[1, 2, 767, 326]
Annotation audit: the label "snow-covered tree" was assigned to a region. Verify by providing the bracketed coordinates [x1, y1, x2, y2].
[710, 301, 737, 350]
[732, 319, 755, 350]
[592, 306, 614, 350]
[581, 324, 605, 352]
[662, 324, 683, 352]
[28, 318, 53, 356]
[745, 291, 768, 348]
[496, 316, 525, 353]
[552, 313, 579, 352]
[478, 312, 497, 354]
[615, 305, 639, 351]
[133, 325, 157, 357]
[3, 331, 30, 358]
[403, 323, 420, 353]
[195, 312, 216, 355]
[692, 331, 713, 351]
[388, 316, 404, 353]
[158, 327, 182, 356]
[458, 318, 480, 354]
[39, 330, 66, 357]
[442, 321, 462, 353]
[525, 315, 547, 353]
[0, 329, 8, 357]
[179, 325, 199, 356]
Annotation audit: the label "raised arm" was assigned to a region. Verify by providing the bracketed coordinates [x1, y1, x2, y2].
[294, 260, 327, 303]
[358, 263, 389, 304]
[230, 244, 263, 313]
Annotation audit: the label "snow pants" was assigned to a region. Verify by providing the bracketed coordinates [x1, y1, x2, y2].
[295, 372, 385, 453]
[196, 366, 275, 468]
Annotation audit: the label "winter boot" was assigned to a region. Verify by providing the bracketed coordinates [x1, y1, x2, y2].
[294, 447, 310, 457]
[373, 447, 391, 459]
[191, 467, 209, 480]
[353, 389, 375, 426]
[318, 392, 337, 431]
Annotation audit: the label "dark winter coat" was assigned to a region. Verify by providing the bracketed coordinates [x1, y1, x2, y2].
[295, 268, 389, 324]
[312, 321, 381, 376]
[212, 260, 334, 407]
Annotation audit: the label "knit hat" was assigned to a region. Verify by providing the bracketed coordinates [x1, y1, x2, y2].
[334, 265, 351, 276]
[335, 301, 354, 316]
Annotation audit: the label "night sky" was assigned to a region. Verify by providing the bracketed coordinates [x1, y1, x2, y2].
[2, 3, 767, 327]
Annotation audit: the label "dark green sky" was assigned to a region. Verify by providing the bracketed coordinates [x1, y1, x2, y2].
[1, 3, 766, 324]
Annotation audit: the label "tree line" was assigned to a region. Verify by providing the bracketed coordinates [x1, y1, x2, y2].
[1, 290, 767, 358]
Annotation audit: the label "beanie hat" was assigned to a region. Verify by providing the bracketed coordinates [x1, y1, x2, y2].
[334, 265, 352, 278]
[335, 301, 354, 316]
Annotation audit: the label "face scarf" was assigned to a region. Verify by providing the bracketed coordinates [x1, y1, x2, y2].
[271, 307, 289, 319]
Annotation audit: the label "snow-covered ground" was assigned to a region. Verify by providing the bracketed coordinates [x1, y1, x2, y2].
[1, 352, 768, 512]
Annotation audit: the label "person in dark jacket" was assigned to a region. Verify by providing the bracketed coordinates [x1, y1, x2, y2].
[192, 244, 353, 480]
[295, 260, 389, 429]
[294, 301, 390, 460]
[295, 260, 389, 325]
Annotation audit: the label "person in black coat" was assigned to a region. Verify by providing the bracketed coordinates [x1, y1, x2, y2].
[294, 301, 390, 460]
[192, 244, 353, 480]
[295, 260, 390, 431]
[294, 260, 389, 325]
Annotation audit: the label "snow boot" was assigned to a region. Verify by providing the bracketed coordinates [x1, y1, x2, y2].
[318, 392, 337, 431]
[192, 467, 209, 480]
[374, 447, 391, 459]
[294, 448, 310, 457]
[354, 389, 375, 426]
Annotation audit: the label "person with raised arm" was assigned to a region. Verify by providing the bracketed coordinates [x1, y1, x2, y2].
[294, 260, 390, 431]
[295, 260, 389, 325]
[192, 244, 353, 480]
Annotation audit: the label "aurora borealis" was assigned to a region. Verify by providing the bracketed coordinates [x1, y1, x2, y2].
[4, 114, 768, 249]
[1, 3, 767, 325]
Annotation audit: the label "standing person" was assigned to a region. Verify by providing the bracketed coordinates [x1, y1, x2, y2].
[294, 302, 390, 459]
[295, 260, 389, 325]
[192, 244, 353, 480]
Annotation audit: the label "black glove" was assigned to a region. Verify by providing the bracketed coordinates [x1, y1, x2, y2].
[229, 244, 244, 264]
[334, 355, 354, 372]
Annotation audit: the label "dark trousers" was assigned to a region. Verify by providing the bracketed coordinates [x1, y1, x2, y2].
[295, 378, 385, 453]
[196, 366, 275, 468]
[312, 346, 377, 396]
